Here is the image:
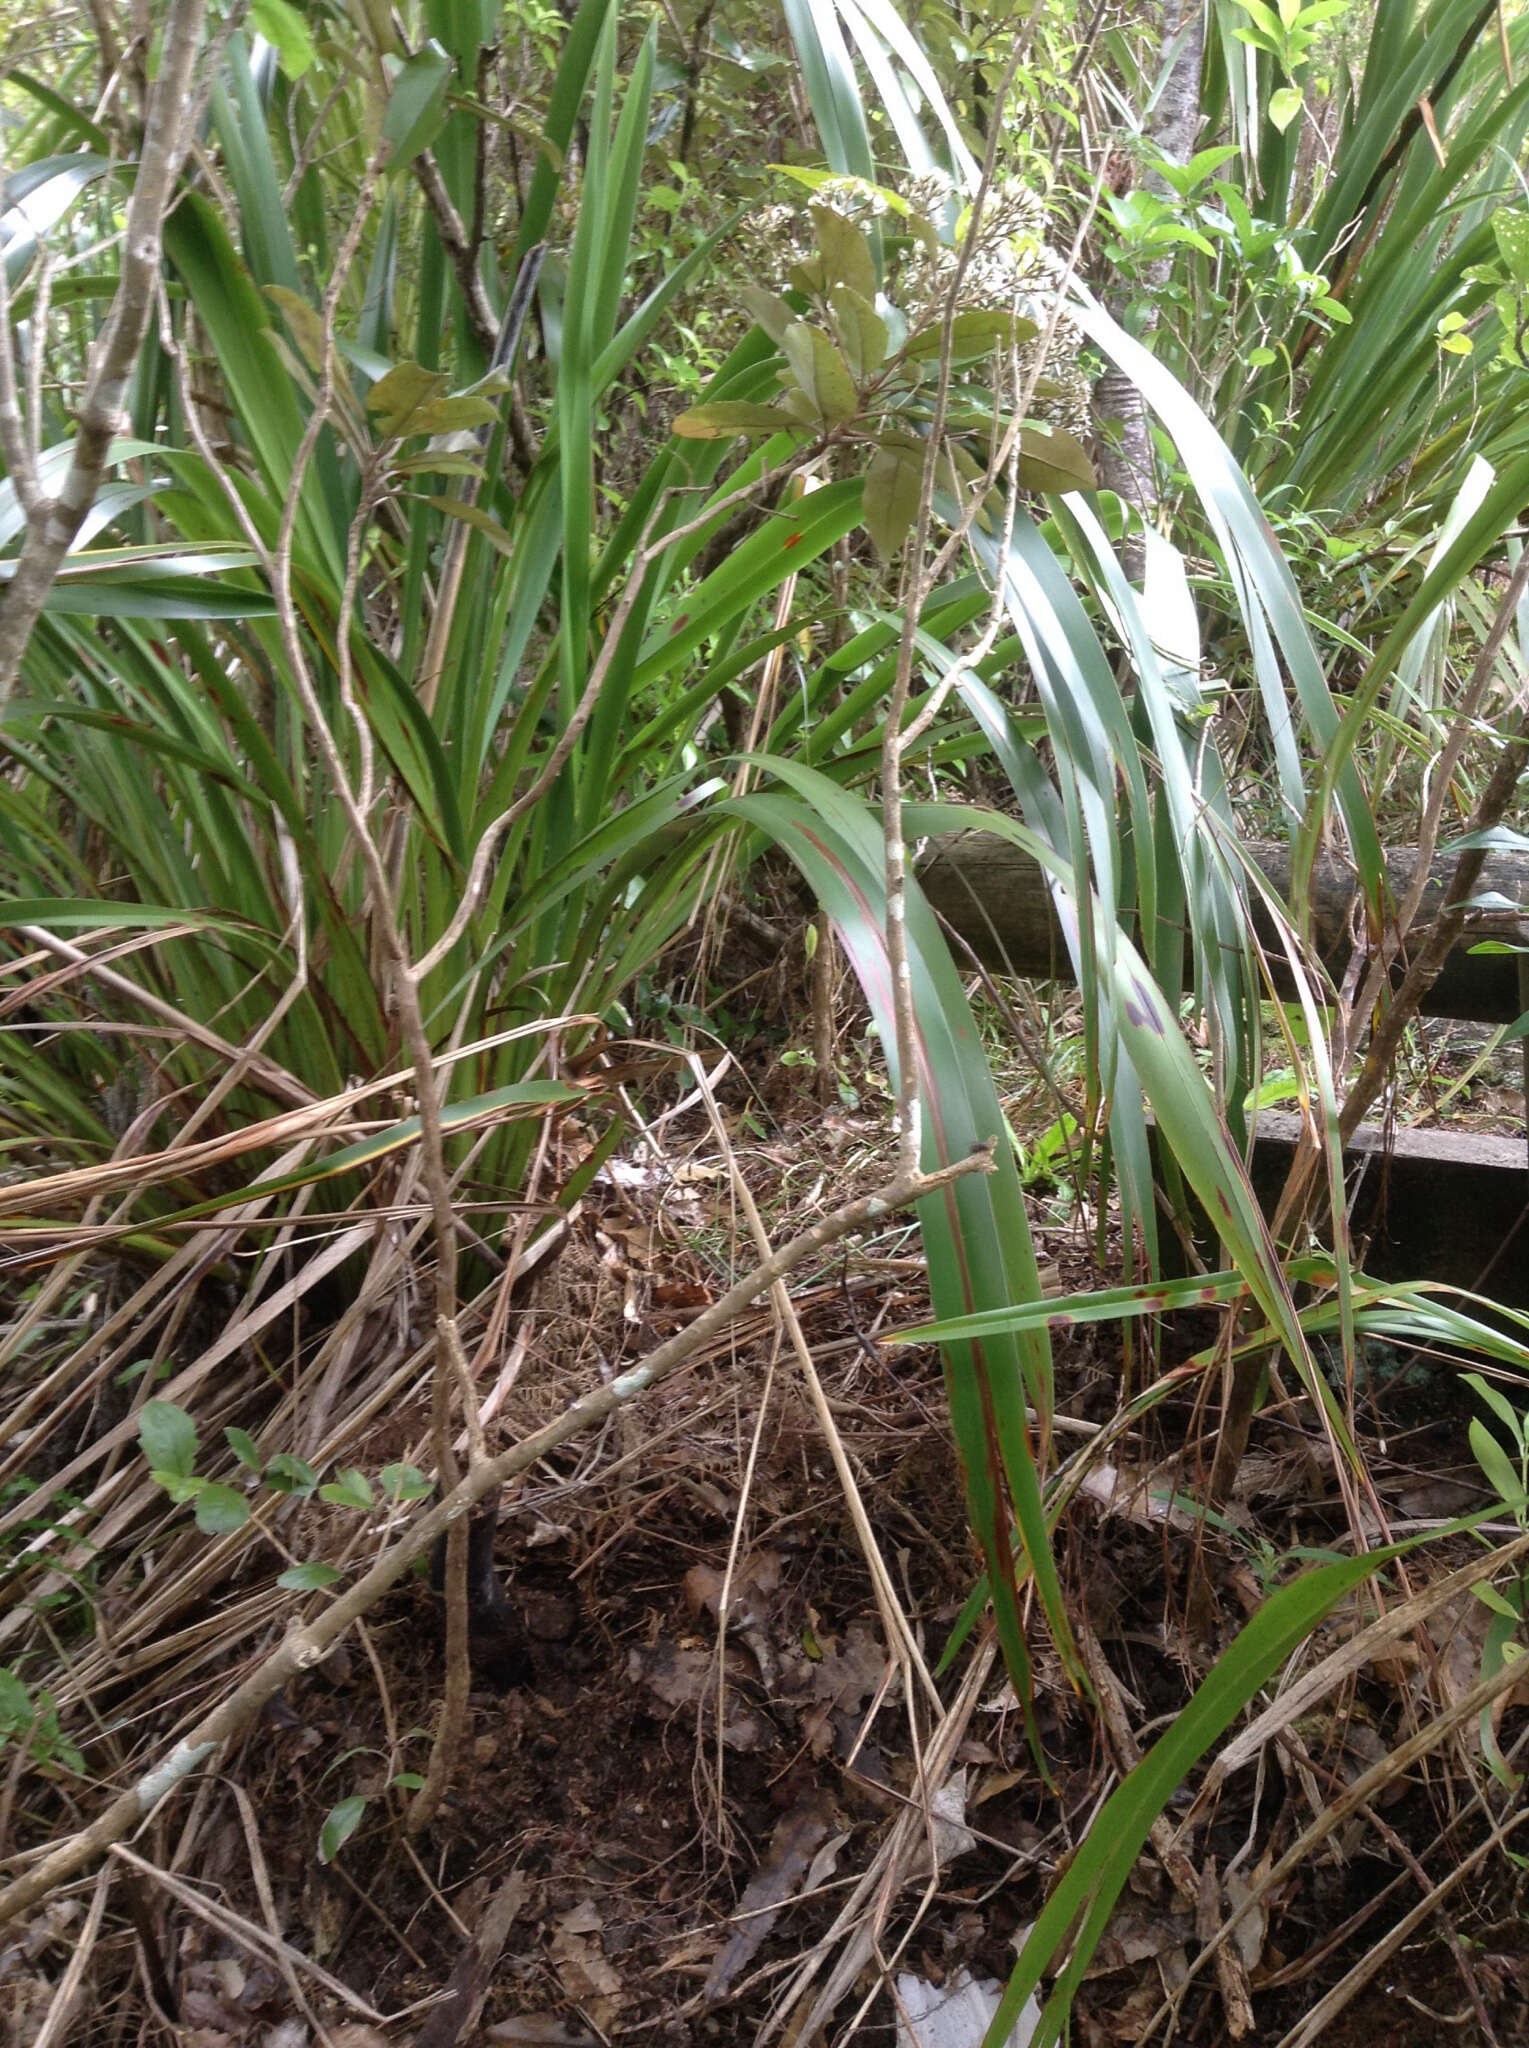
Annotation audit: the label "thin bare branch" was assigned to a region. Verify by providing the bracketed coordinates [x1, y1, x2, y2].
[0, 0, 211, 702]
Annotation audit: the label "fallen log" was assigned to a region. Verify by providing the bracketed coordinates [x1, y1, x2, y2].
[916, 833, 1529, 1024]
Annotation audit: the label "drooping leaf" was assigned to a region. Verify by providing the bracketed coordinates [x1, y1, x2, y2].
[1014, 425, 1096, 495]
[421, 497, 517, 554]
[862, 434, 925, 556]
[904, 310, 1039, 365]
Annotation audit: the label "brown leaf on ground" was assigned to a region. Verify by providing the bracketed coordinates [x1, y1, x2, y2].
[550, 1901, 624, 2029]
[1082, 1906, 1193, 1978]
[486, 2020, 601, 2046]
[415, 1868, 529, 2048]
[704, 1791, 838, 2003]
[627, 1640, 773, 1749]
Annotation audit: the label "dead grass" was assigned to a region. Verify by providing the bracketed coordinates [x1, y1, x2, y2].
[3, 1071, 1529, 2047]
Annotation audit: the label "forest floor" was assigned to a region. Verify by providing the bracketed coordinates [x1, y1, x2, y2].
[6, 1031, 1529, 2047]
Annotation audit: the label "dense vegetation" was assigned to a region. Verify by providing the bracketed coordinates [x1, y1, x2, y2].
[4, 1, 1529, 2040]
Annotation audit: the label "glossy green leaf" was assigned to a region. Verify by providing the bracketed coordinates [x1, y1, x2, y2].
[382, 42, 452, 171]
[318, 1795, 367, 1863]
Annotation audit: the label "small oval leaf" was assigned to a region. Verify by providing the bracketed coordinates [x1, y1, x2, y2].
[194, 1483, 251, 1535]
[318, 1795, 368, 1864]
[139, 1400, 197, 1481]
[278, 1560, 343, 1591]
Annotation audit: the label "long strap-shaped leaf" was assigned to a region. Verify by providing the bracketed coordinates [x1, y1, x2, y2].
[734, 761, 1083, 1734]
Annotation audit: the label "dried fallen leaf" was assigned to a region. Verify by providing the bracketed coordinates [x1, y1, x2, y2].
[705, 1793, 837, 2002]
[550, 1901, 623, 2029]
[486, 2021, 599, 2047]
[627, 1641, 772, 1750]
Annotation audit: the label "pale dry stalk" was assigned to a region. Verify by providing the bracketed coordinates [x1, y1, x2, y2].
[0, 1148, 994, 1930]
[0, 0, 215, 700]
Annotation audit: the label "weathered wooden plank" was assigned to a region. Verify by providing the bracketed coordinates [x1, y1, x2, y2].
[1245, 1111, 1529, 1310]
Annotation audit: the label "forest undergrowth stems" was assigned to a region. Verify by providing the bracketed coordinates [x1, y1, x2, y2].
[0, 1148, 993, 1928]
[1212, 553, 1529, 1503]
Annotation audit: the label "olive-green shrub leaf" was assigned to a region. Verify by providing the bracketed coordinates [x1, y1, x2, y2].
[671, 401, 805, 439]
[782, 321, 858, 424]
[863, 434, 925, 556]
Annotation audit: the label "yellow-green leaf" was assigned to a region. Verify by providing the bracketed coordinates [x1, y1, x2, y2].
[904, 309, 1040, 365]
[263, 286, 324, 370]
[1014, 424, 1096, 494]
[366, 361, 449, 436]
[672, 400, 804, 439]
[422, 496, 517, 554]
[251, 0, 315, 76]
[404, 395, 498, 437]
[782, 322, 858, 425]
[739, 286, 794, 344]
[863, 436, 926, 557]
[828, 285, 888, 379]
[811, 204, 876, 301]
[1269, 84, 1303, 132]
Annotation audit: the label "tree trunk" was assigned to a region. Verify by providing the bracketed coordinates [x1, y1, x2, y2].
[1093, 0, 1206, 542]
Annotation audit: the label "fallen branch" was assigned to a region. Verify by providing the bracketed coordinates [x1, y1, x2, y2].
[0, 1146, 993, 1930]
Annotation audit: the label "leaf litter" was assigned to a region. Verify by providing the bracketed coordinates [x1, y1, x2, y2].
[6, 1102, 1529, 2045]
